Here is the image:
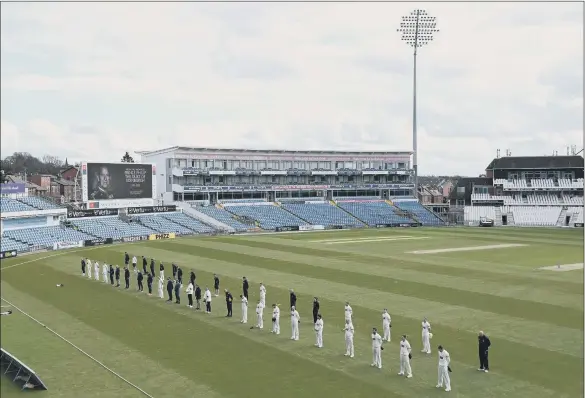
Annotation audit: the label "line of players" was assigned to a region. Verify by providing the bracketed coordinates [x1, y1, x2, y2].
[80, 254, 453, 392]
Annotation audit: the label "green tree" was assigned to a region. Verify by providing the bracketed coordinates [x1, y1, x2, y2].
[121, 152, 135, 163]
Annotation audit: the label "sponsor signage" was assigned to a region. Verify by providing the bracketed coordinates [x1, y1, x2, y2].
[275, 226, 300, 232]
[122, 236, 149, 242]
[0, 183, 25, 194]
[574, 223, 584, 228]
[67, 208, 119, 218]
[0, 250, 18, 259]
[53, 241, 83, 250]
[84, 238, 114, 246]
[82, 162, 156, 202]
[127, 205, 177, 215]
[148, 233, 176, 240]
[182, 183, 414, 193]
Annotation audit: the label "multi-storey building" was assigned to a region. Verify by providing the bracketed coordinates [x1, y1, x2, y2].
[137, 146, 415, 204]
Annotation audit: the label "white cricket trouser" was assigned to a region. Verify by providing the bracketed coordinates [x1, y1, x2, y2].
[291, 320, 299, 340]
[422, 332, 431, 353]
[158, 286, 164, 298]
[256, 313, 263, 329]
[159, 270, 164, 279]
[315, 331, 323, 347]
[242, 306, 248, 323]
[103, 271, 108, 283]
[399, 355, 412, 376]
[87, 267, 92, 279]
[438, 365, 451, 389]
[372, 347, 382, 368]
[272, 317, 280, 334]
[94, 266, 99, 279]
[345, 336, 354, 357]
[383, 324, 391, 341]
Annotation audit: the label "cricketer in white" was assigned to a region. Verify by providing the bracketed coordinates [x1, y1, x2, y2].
[371, 328, 383, 368]
[241, 295, 248, 324]
[93, 261, 99, 280]
[382, 309, 392, 342]
[314, 315, 324, 348]
[398, 335, 413, 378]
[255, 301, 264, 329]
[437, 345, 452, 392]
[422, 318, 432, 354]
[158, 276, 164, 299]
[344, 302, 353, 323]
[87, 259, 92, 279]
[290, 306, 300, 340]
[271, 304, 281, 335]
[102, 263, 108, 283]
[343, 319, 355, 358]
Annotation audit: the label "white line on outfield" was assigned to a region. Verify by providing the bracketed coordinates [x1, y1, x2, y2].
[407, 243, 528, 254]
[0, 297, 154, 398]
[324, 237, 430, 245]
[538, 263, 584, 272]
[310, 235, 415, 243]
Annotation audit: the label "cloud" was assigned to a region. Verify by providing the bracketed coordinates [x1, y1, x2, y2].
[0, 2, 582, 176]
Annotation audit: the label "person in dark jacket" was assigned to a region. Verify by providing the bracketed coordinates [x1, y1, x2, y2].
[194, 285, 202, 310]
[166, 277, 173, 301]
[150, 258, 155, 277]
[124, 266, 130, 289]
[109, 265, 115, 285]
[312, 297, 320, 324]
[177, 267, 183, 284]
[242, 277, 249, 299]
[142, 256, 148, 274]
[190, 270, 196, 285]
[124, 252, 129, 266]
[137, 271, 144, 292]
[115, 265, 120, 287]
[81, 258, 86, 276]
[289, 289, 297, 309]
[172, 263, 178, 278]
[478, 331, 491, 372]
[174, 280, 181, 304]
[225, 289, 233, 317]
[214, 274, 220, 296]
[147, 273, 153, 295]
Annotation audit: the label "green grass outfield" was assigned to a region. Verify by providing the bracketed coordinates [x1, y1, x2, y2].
[1, 227, 583, 398]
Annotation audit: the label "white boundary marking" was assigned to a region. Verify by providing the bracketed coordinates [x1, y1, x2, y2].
[311, 235, 416, 243]
[538, 263, 584, 272]
[407, 243, 528, 254]
[323, 237, 430, 244]
[0, 298, 154, 397]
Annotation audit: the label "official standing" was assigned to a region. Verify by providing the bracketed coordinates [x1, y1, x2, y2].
[478, 331, 491, 372]
[242, 277, 249, 299]
[312, 297, 320, 324]
[124, 266, 130, 289]
[137, 271, 144, 292]
[115, 265, 120, 287]
[190, 270, 196, 285]
[172, 263, 178, 279]
[142, 256, 148, 274]
[289, 289, 297, 309]
[147, 273, 153, 295]
[166, 277, 173, 301]
[195, 285, 202, 310]
[81, 258, 86, 276]
[159, 263, 165, 279]
[124, 252, 129, 267]
[225, 290, 233, 317]
[214, 274, 220, 296]
[150, 259, 155, 278]
[186, 282, 194, 308]
[109, 265, 115, 285]
[177, 267, 183, 284]
[174, 280, 182, 304]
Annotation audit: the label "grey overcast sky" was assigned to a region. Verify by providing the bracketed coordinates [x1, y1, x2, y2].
[1, 2, 582, 175]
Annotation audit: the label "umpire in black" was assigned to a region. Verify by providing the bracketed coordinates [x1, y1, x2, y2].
[150, 258, 155, 277]
[190, 270, 196, 285]
[137, 271, 144, 292]
[124, 266, 130, 289]
[177, 267, 183, 284]
[195, 284, 202, 310]
[147, 273, 153, 295]
[225, 289, 233, 317]
[478, 331, 491, 372]
[174, 280, 181, 304]
[109, 265, 115, 285]
[312, 297, 320, 324]
[289, 289, 297, 309]
[142, 256, 148, 274]
[115, 265, 120, 287]
[166, 277, 173, 301]
[242, 277, 249, 299]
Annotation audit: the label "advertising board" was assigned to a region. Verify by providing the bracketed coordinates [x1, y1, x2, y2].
[82, 162, 156, 202]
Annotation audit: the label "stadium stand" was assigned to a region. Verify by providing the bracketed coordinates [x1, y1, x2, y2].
[280, 202, 364, 227]
[464, 206, 496, 224]
[70, 218, 155, 240]
[503, 206, 562, 227]
[161, 212, 216, 234]
[4, 226, 94, 248]
[16, 196, 61, 210]
[0, 236, 29, 253]
[132, 214, 194, 235]
[225, 204, 308, 230]
[336, 201, 415, 226]
[1, 198, 34, 213]
[392, 199, 443, 225]
[196, 206, 250, 232]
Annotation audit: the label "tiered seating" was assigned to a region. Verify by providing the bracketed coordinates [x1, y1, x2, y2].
[562, 195, 584, 205]
[132, 214, 194, 235]
[278, 197, 324, 203]
[337, 201, 414, 226]
[17, 196, 61, 210]
[508, 206, 562, 227]
[526, 194, 560, 205]
[71, 218, 155, 240]
[393, 200, 442, 225]
[464, 206, 496, 224]
[226, 205, 308, 230]
[4, 226, 94, 248]
[281, 203, 363, 227]
[0, 236, 29, 253]
[567, 207, 584, 225]
[502, 180, 528, 190]
[161, 212, 215, 234]
[530, 179, 555, 189]
[0, 199, 34, 213]
[196, 206, 249, 232]
[219, 199, 266, 204]
[558, 179, 584, 189]
[334, 196, 381, 201]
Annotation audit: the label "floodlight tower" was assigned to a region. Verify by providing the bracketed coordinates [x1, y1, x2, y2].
[397, 9, 439, 197]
